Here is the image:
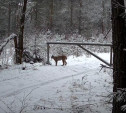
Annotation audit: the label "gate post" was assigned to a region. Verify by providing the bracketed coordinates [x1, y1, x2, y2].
[46, 43, 50, 64]
[110, 46, 113, 66]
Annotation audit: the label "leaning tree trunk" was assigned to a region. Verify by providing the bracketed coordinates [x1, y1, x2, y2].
[16, 0, 27, 64]
[111, 0, 126, 113]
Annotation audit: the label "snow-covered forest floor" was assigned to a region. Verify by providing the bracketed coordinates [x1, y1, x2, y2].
[0, 53, 113, 113]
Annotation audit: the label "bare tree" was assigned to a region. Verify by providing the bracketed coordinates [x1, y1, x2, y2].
[78, 0, 82, 34]
[15, 0, 28, 64]
[8, 2, 11, 36]
[49, 0, 54, 30]
[101, 0, 105, 34]
[70, 0, 73, 32]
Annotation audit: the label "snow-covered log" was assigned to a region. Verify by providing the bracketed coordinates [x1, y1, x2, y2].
[0, 33, 17, 55]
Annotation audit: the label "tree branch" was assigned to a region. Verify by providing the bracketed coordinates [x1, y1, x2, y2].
[0, 33, 17, 55]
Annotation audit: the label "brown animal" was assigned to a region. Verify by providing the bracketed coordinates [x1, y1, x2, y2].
[51, 55, 67, 66]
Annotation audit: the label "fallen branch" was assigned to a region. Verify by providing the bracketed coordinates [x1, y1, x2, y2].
[0, 33, 17, 55]
[99, 64, 113, 72]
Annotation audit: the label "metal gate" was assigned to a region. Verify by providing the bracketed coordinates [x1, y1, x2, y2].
[46, 42, 113, 66]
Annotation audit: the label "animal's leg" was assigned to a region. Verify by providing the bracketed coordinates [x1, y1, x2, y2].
[62, 60, 64, 66]
[56, 60, 57, 66]
[65, 60, 67, 65]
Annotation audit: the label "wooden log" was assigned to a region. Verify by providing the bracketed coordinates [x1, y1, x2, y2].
[46, 44, 51, 64]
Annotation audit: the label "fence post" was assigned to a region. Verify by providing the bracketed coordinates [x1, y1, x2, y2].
[46, 43, 50, 64]
[110, 46, 113, 66]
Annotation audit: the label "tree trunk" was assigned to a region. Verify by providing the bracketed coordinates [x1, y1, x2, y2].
[111, 0, 126, 113]
[101, 0, 105, 34]
[78, 0, 82, 34]
[35, 1, 38, 28]
[70, 0, 73, 32]
[8, 2, 11, 36]
[16, 0, 27, 64]
[49, 0, 54, 31]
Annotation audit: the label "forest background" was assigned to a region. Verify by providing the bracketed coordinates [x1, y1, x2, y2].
[0, 0, 113, 64]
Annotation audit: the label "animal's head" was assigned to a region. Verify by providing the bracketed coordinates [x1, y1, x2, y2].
[51, 55, 54, 59]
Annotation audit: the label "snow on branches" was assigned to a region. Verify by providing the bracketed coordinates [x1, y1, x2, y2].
[0, 33, 17, 55]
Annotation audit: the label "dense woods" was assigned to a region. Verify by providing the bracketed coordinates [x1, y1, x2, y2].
[0, 0, 113, 65]
[0, 0, 111, 37]
[0, 0, 126, 113]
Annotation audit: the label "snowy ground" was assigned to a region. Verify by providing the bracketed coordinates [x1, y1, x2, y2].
[0, 53, 113, 113]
